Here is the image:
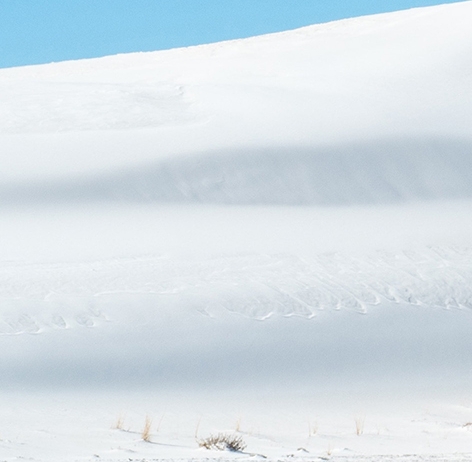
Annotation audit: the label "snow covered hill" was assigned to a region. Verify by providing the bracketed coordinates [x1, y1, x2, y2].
[1, 2, 472, 461]
[0, 1, 471, 202]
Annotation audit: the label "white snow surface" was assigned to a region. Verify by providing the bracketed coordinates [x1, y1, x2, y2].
[1, 2, 472, 461]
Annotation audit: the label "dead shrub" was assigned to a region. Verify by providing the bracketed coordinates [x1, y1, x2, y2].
[198, 433, 246, 452]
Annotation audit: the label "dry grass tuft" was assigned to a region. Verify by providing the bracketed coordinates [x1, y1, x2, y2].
[355, 415, 365, 436]
[142, 415, 153, 442]
[308, 419, 318, 437]
[198, 433, 246, 452]
[235, 416, 242, 432]
[113, 414, 125, 430]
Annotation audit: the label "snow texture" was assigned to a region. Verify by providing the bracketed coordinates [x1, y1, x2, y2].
[1, 2, 472, 461]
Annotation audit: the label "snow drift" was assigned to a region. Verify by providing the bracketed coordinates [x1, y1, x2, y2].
[1, 2, 472, 460]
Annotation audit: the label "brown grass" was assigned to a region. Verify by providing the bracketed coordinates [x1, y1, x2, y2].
[142, 415, 153, 442]
[113, 414, 125, 430]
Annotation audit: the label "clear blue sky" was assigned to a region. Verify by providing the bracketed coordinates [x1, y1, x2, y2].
[0, 0, 467, 68]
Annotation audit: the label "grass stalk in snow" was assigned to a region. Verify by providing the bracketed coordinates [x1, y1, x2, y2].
[235, 416, 242, 432]
[156, 413, 165, 432]
[308, 419, 318, 437]
[326, 444, 333, 456]
[194, 416, 202, 439]
[113, 414, 125, 430]
[142, 415, 153, 442]
[355, 415, 365, 436]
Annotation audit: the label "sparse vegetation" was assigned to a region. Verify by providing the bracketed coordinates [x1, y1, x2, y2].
[142, 415, 153, 442]
[156, 413, 165, 432]
[326, 444, 333, 456]
[113, 414, 125, 430]
[194, 416, 202, 439]
[235, 416, 242, 432]
[198, 433, 246, 452]
[355, 415, 365, 436]
[308, 419, 318, 437]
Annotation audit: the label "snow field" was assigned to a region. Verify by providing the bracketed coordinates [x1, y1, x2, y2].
[1, 389, 472, 461]
[1, 1, 472, 460]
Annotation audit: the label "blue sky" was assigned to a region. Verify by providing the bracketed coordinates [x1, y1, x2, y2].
[0, 0, 467, 68]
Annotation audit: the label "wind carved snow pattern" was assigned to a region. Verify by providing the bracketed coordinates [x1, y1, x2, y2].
[0, 246, 470, 333]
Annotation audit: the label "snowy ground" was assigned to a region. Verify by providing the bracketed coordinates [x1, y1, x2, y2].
[1, 1, 472, 461]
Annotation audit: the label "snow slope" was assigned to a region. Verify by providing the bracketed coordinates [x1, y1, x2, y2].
[1, 2, 472, 461]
